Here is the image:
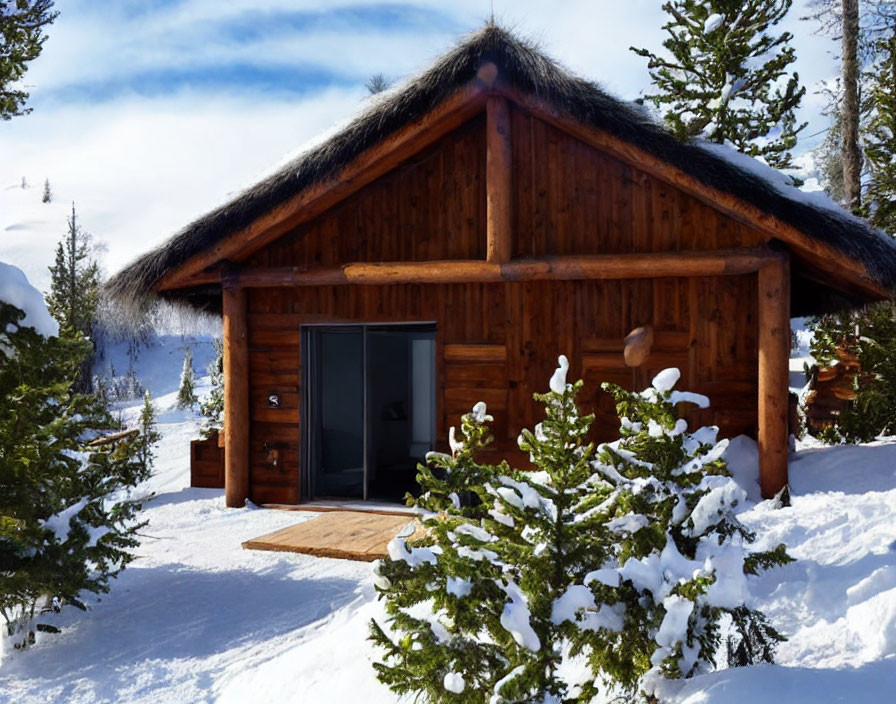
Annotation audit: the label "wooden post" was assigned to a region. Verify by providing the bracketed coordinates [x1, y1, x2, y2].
[222, 284, 250, 508]
[757, 254, 791, 499]
[486, 95, 512, 263]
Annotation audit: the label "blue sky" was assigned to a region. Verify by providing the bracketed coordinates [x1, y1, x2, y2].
[1, 1, 841, 289]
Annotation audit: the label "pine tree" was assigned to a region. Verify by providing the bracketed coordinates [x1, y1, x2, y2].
[0, 0, 58, 120]
[135, 390, 161, 476]
[371, 357, 615, 702]
[176, 347, 197, 411]
[371, 360, 790, 701]
[632, 0, 806, 169]
[200, 338, 224, 438]
[586, 369, 790, 697]
[864, 15, 896, 232]
[46, 203, 100, 338]
[813, 92, 847, 203]
[0, 299, 150, 650]
[41, 178, 51, 203]
[45, 203, 101, 392]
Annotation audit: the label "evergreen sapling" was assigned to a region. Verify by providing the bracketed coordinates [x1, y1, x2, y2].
[200, 339, 224, 438]
[578, 367, 791, 698]
[176, 347, 198, 411]
[371, 358, 791, 702]
[135, 390, 161, 476]
[0, 300, 151, 653]
[371, 356, 618, 702]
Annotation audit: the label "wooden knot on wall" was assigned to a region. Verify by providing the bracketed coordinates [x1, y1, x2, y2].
[623, 325, 654, 368]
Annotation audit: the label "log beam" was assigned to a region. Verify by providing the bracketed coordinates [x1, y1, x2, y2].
[211, 248, 778, 288]
[486, 95, 513, 263]
[757, 253, 791, 499]
[222, 284, 250, 508]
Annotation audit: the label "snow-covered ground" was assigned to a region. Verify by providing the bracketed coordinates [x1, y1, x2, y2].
[1, 333, 895, 702]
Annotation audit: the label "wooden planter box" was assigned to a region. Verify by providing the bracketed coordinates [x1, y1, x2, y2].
[190, 433, 225, 489]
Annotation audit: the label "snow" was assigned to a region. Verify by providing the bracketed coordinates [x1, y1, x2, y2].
[500, 581, 541, 652]
[550, 585, 624, 632]
[606, 514, 650, 535]
[453, 523, 497, 543]
[3, 346, 896, 703]
[724, 435, 761, 502]
[496, 475, 543, 510]
[669, 390, 710, 409]
[443, 671, 465, 694]
[40, 498, 90, 543]
[654, 595, 694, 654]
[0, 261, 58, 338]
[471, 401, 492, 423]
[651, 367, 681, 393]
[694, 138, 896, 247]
[704, 13, 724, 33]
[386, 537, 438, 567]
[549, 354, 569, 394]
[446, 576, 473, 598]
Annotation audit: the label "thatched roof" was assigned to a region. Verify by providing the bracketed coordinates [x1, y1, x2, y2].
[108, 24, 896, 314]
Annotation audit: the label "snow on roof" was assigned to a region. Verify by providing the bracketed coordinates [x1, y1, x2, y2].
[0, 260, 59, 338]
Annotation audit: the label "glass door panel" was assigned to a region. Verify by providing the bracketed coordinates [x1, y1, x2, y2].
[315, 328, 364, 498]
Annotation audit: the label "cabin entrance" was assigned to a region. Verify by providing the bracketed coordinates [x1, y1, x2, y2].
[301, 324, 436, 502]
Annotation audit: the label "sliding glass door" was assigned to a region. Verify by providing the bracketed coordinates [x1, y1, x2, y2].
[302, 324, 436, 501]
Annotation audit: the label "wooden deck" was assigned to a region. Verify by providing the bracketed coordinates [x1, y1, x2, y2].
[242, 510, 419, 561]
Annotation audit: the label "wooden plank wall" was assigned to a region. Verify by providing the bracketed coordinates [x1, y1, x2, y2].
[509, 109, 766, 256]
[239, 108, 764, 504]
[247, 114, 487, 269]
[245, 275, 758, 504]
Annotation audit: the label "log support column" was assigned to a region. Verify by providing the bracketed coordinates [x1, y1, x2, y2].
[757, 253, 791, 499]
[222, 284, 249, 507]
[486, 94, 512, 263]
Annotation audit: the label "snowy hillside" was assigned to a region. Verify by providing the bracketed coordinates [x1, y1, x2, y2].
[1, 343, 895, 703]
[0, 179, 78, 295]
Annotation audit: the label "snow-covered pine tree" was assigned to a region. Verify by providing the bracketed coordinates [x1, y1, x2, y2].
[572, 368, 791, 698]
[632, 0, 806, 169]
[0, 299, 150, 650]
[135, 390, 161, 476]
[176, 347, 198, 411]
[200, 339, 224, 438]
[41, 178, 52, 203]
[371, 356, 619, 702]
[865, 15, 896, 233]
[45, 203, 101, 392]
[371, 360, 791, 701]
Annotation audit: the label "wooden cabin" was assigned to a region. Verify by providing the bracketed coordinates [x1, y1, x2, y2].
[110, 26, 896, 507]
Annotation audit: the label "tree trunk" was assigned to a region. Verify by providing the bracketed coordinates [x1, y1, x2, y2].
[842, 0, 862, 211]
